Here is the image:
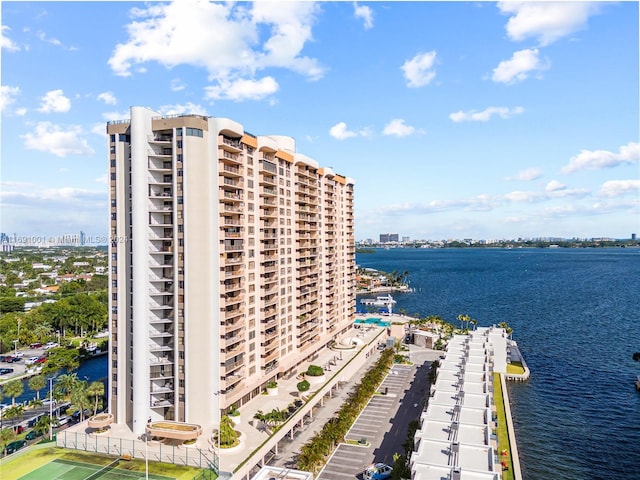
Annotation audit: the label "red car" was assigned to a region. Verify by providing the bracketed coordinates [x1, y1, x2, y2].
[35, 356, 46, 364]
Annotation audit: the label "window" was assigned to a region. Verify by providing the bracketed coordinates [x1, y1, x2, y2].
[119, 134, 129, 142]
[110, 134, 116, 142]
[176, 128, 182, 136]
[185, 127, 203, 137]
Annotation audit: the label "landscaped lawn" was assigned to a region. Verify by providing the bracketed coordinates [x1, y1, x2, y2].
[506, 361, 525, 375]
[493, 373, 514, 480]
[0, 445, 210, 480]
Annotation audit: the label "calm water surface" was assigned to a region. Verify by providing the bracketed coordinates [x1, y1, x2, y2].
[357, 247, 640, 480]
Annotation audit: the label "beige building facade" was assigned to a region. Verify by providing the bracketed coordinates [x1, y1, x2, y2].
[107, 107, 355, 434]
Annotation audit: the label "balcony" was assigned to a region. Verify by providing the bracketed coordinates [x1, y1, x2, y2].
[219, 149, 241, 164]
[220, 135, 242, 152]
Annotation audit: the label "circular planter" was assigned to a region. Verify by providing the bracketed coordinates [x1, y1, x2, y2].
[305, 373, 326, 385]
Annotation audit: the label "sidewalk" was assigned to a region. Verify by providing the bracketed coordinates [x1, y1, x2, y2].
[215, 322, 389, 474]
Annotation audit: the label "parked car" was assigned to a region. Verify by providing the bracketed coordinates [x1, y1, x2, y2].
[29, 343, 43, 349]
[0, 368, 14, 375]
[12, 351, 24, 357]
[28, 414, 46, 428]
[26, 429, 43, 440]
[363, 463, 393, 480]
[43, 342, 59, 350]
[4, 356, 21, 363]
[12, 425, 25, 434]
[25, 356, 40, 365]
[35, 356, 47, 364]
[4, 440, 26, 454]
[55, 415, 71, 427]
[42, 399, 57, 408]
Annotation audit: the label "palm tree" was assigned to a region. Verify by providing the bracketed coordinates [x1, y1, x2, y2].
[0, 427, 15, 456]
[54, 373, 79, 401]
[70, 380, 92, 422]
[34, 415, 52, 438]
[2, 380, 24, 406]
[3, 405, 24, 424]
[29, 375, 46, 401]
[470, 318, 478, 331]
[87, 381, 105, 416]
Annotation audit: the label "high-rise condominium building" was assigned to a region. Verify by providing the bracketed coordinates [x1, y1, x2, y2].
[107, 107, 356, 434]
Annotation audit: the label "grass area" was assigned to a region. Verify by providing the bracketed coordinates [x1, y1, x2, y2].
[506, 361, 525, 375]
[493, 373, 514, 480]
[0, 446, 210, 480]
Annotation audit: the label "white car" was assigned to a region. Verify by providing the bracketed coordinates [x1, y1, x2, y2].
[25, 356, 40, 365]
[12, 351, 24, 357]
[44, 342, 59, 350]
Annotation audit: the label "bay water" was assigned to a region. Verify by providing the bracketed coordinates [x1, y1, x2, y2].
[357, 247, 640, 480]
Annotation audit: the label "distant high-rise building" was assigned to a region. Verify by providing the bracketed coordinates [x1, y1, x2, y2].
[80, 231, 86, 246]
[107, 107, 356, 434]
[379, 233, 399, 243]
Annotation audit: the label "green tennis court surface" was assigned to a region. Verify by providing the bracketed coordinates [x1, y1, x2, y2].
[19, 458, 176, 480]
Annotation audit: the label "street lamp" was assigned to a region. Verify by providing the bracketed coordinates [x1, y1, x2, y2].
[48, 377, 54, 441]
[56, 330, 61, 345]
[13, 339, 18, 356]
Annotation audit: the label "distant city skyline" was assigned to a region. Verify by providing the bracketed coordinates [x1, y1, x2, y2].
[1, 2, 638, 239]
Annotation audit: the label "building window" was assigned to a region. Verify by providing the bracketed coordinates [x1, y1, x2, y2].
[110, 134, 116, 142]
[176, 128, 182, 136]
[185, 127, 203, 137]
[119, 134, 129, 142]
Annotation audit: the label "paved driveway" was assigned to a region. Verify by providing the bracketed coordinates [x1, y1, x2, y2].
[316, 363, 424, 480]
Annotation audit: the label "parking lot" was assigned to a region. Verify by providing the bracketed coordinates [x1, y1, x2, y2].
[316, 363, 425, 480]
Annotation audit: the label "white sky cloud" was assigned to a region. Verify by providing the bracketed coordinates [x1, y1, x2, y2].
[354, 3, 374, 30]
[101, 110, 130, 122]
[21, 122, 95, 157]
[450, 106, 524, 122]
[38, 89, 71, 113]
[97, 91, 117, 105]
[0, 85, 21, 112]
[108, 1, 324, 100]
[1, 25, 20, 51]
[545, 180, 566, 192]
[492, 48, 549, 84]
[157, 102, 209, 116]
[498, 2, 602, 46]
[329, 122, 370, 140]
[401, 51, 437, 88]
[597, 180, 640, 198]
[382, 119, 416, 137]
[562, 142, 639, 174]
[204, 77, 279, 102]
[506, 168, 542, 181]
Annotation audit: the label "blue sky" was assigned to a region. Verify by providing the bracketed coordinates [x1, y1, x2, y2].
[1, 1, 638, 242]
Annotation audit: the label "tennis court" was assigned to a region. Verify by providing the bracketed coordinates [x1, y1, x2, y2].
[19, 458, 176, 480]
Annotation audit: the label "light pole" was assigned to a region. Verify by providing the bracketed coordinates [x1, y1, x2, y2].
[56, 330, 61, 345]
[48, 377, 54, 441]
[13, 339, 18, 356]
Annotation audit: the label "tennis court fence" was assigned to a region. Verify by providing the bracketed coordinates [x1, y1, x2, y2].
[56, 430, 218, 471]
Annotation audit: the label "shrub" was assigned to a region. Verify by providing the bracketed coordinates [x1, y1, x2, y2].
[228, 404, 240, 417]
[306, 365, 324, 376]
[266, 381, 278, 389]
[297, 380, 310, 392]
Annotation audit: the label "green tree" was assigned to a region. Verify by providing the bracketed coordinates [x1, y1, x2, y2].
[218, 415, 239, 448]
[3, 405, 24, 423]
[0, 297, 26, 314]
[43, 348, 80, 375]
[0, 427, 15, 456]
[53, 373, 79, 401]
[70, 381, 92, 422]
[87, 381, 105, 416]
[29, 375, 47, 401]
[34, 414, 52, 438]
[2, 380, 24, 406]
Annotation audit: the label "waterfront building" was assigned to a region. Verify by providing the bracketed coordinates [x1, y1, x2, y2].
[107, 107, 356, 435]
[411, 327, 509, 480]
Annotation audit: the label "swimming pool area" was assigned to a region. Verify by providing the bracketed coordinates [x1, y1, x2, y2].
[354, 317, 391, 327]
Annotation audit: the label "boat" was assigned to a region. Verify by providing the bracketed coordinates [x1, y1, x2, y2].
[360, 294, 397, 307]
[635, 376, 640, 391]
